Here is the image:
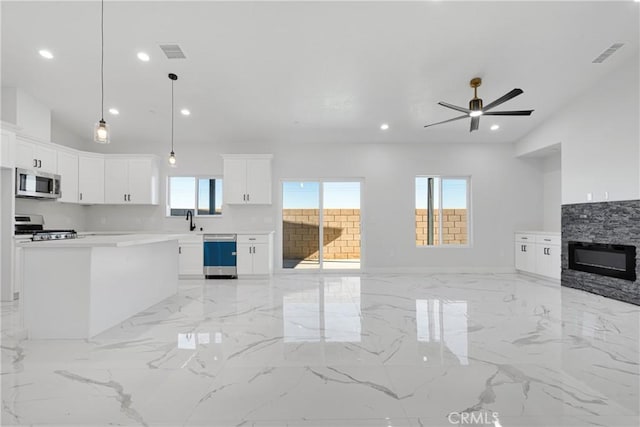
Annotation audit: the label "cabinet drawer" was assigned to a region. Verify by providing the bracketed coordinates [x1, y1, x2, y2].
[515, 233, 536, 242]
[536, 235, 560, 246]
[238, 234, 269, 244]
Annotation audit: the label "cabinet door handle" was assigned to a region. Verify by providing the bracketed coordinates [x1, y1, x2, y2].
[243, 194, 246, 201]
[33, 159, 38, 168]
[128, 194, 131, 202]
[80, 192, 83, 201]
[247, 194, 250, 202]
[523, 245, 527, 252]
[179, 247, 182, 254]
[124, 194, 127, 201]
[38, 159, 42, 168]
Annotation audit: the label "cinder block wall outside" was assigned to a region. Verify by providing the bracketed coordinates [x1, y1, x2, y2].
[283, 209, 360, 260]
[416, 208, 468, 245]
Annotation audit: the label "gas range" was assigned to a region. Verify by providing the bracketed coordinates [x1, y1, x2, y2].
[15, 214, 78, 241]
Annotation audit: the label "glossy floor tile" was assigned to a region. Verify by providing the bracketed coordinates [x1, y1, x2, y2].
[1, 273, 639, 426]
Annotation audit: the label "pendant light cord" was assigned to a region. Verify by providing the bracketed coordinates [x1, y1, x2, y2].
[171, 80, 174, 152]
[100, 0, 105, 121]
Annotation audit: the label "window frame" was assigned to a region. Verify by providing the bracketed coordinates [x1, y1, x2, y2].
[166, 175, 224, 218]
[415, 175, 472, 249]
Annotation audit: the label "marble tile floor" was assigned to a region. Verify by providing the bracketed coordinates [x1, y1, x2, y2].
[1, 273, 638, 427]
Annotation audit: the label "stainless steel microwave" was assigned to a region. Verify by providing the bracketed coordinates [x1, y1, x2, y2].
[15, 168, 61, 199]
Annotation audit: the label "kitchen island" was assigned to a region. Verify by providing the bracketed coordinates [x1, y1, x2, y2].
[18, 234, 183, 339]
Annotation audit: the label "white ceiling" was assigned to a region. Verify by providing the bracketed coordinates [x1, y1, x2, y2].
[2, 1, 639, 149]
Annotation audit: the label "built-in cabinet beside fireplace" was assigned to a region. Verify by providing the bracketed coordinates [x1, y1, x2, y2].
[514, 231, 561, 280]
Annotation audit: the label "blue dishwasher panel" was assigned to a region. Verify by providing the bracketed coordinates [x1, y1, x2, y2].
[204, 241, 237, 267]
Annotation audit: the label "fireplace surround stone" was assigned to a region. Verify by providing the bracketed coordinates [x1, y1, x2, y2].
[562, 200, 640, 305]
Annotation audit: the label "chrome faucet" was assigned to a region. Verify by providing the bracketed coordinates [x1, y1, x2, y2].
[186, 210, 196, 231]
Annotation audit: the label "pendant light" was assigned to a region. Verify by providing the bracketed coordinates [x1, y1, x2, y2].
[168, 73, 178, 167]
[93, 0, 110, 144]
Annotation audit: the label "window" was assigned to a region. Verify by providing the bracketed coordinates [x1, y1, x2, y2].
[415, 176, 470, 246]
[168, 176, 223, 216]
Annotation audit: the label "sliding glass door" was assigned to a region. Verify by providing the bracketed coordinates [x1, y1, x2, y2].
[282, 181, 361, 270]
[282, 182, 321, 269]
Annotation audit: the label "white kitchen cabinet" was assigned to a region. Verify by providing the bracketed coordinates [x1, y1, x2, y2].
[56, 150, 79, 203]
[223, 154, 272, 204]
[237, 233, 273, 275]
[514, 233, 536, 273]
[15, 138, 57, 173]
[78, 154, 104, 204]
[514, 232, 560, 280]
[179, 235, 203, 276]
[0, 129, 16, 168]
[104, 156, 158, 205]
[535, 235, 561, 280]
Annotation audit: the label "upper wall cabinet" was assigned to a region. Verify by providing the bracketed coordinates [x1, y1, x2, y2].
[223, 154, 272, 205]
[56, 149, 79, 203]
[104, 156, 159, 205]
[78, 153, 104, 204]
[15, 138, 57, 173]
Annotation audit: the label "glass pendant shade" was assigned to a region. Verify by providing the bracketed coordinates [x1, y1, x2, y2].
[168, 151, 177, 167]
[94, 119, 110, 144]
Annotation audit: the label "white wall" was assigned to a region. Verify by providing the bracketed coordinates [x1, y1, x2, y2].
[51, 118, 88, 151]
[515, 56, 640, 204]
[83, 139, 544, 271]
[1, 88, 51, 141]
[542, 153, 561, 231]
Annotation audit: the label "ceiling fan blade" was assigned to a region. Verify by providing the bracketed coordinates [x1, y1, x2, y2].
[483, 89, 523, 111]
[438, 102, 471, 114]
[470, 116, 480, 132]
[483, 110, 534, 116]
[424, 114, 468, 128]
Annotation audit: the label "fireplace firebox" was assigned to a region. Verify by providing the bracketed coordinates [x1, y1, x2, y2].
[568, 242, 636, 281]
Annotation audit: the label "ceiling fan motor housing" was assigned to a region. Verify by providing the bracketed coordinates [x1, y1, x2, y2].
[469, 97, 483, 112]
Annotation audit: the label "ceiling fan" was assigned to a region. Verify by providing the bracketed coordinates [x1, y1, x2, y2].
[424, 77, 534, 132]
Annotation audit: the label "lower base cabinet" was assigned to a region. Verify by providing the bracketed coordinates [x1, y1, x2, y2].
[515, 232, 560, 280]
[237, 234, 273, 275]
[178, 235, 203, 276]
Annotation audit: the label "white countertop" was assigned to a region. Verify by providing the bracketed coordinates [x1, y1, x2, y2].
[78, 230, 275, 236]
[17, 233, 188, 248]
[515, 230, 561, 235]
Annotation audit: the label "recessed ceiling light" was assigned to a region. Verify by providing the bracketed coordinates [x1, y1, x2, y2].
[108, 108, 119, 115]
[38, 49, 53, 59]
[180, 109, 191, 116]
[137, 52, 150, 62]
[490, 124, 500, 131]
[380, 123, 389, 130]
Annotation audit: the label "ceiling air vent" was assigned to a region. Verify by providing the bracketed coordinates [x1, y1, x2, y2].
[159, 44, 186, 59]
[592, 43, 624, 63]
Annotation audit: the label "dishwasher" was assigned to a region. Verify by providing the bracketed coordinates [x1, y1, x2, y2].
[203, 234, 237, 278]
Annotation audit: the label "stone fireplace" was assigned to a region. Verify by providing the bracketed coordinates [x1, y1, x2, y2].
[562, 200, 640, 305]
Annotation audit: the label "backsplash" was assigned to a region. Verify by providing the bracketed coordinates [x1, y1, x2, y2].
[83, 203, 276, 233]
[15, 199, 87, 231]
[562, 200, 640, 305]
